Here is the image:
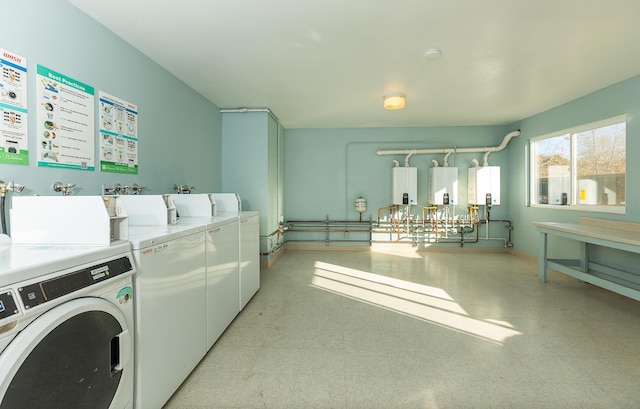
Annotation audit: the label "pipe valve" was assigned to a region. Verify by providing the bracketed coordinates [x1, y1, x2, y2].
[52, 181, 76, 196]
[0, 180, 25, 196]
[173, 184, 195, 194]
[130, 183, 147, 195]
[113, 183, 128, 195]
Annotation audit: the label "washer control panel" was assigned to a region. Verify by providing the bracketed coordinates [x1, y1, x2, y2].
[19, 255, 133, 310]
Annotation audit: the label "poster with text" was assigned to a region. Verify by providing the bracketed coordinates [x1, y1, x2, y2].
[36, 65, 95, 170]
[99, 91, 138, 174]
[0, 49, 28, 165]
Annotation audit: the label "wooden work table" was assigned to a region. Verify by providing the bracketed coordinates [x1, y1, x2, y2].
[534, 217, 640, 301]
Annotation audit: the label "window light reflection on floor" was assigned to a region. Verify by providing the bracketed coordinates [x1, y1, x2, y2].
[311, 261, 522, 344]
[370, 245, 426, 259]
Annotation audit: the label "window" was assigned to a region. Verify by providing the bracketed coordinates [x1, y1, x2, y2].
[530, 115, 626, 213]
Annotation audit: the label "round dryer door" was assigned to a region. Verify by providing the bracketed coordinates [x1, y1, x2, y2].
[0, 297, 132, 409]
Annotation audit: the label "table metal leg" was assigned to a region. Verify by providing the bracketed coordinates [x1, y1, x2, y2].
[538, 231, 548, 282]
[579, 241, 588, 273]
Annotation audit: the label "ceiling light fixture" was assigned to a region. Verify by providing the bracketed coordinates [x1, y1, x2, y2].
[424, 48, 442, 59]
[383, 93, 406, 110]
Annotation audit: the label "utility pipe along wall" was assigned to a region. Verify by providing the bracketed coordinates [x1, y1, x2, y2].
[280, 209, 512, 248]
[278, 130, 519, 251]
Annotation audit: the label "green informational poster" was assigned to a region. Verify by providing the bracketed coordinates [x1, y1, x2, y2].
[0, 48, 28, 165]
[36, 65, 95, 171]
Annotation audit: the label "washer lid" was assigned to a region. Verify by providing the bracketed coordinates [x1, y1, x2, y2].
[0, 241, 132, 288]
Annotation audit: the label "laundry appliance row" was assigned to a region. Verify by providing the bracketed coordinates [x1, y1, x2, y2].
[0, 193, 260, 409]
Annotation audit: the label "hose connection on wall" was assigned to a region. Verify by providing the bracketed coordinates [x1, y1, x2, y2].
[0, 180, 26, 235]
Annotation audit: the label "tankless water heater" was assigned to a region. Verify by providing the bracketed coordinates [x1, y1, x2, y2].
[428, 167, 458, 205]
[392, 167, 417, 205]
[468, 166, 500, 205]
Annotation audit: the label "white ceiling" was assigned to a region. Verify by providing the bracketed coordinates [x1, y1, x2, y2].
[68, 0, 640, 129]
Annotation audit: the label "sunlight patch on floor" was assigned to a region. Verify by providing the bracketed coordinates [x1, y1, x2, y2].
[311, 261, 522, 344]
[370, 245, 425, 259]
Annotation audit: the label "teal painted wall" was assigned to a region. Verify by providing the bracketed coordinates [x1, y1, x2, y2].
[222, 112, 269, 211]
[507, 75, 640, 258]
[6, 0, 639, 259]
[222, 111, 281, 238]
[0, 0, 220, 200]
[285, 75, 640, 253]
[284, 126, 513, 225]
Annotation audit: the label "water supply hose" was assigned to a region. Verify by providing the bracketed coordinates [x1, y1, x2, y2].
[0, 195, 6, 234]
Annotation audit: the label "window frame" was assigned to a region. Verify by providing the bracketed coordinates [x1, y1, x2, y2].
[529, 114, 626, 215]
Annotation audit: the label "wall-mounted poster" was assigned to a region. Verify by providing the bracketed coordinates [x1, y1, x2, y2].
[99, 91, 138, 174]
[0, 48, 28, 165]
[36, 65, 95, 170]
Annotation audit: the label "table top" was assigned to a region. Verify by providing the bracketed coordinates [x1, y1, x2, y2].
[533, 221, 640, 248]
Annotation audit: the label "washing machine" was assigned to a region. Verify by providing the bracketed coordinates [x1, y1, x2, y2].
[128, 223, 207, 409]
[239, 211, 260, 310]
[201, 215, 239, 349]
[211, 194, 260, 311]
[0, 239, 135, 409]
[170, 195, 241, 349]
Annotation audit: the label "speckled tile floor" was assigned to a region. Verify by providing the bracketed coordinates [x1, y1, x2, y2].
[163, 249, 640, 409]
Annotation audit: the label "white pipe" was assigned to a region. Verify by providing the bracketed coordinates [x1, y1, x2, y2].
[431, 159, 439, 167]
[443, 151, 453, 167]
[483, 151, 491, 167]
[470, 158, 479, 167]
[220, 107, 280, 123]
[404, 152, 414, 167]
[376, 130, 521, 156]
[392, 160, 400, 167]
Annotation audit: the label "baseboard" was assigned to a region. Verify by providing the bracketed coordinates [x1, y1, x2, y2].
[284, 244, 509, 253]
[507, 248, 537, 263]
[284, 244, 372, 252]
[260, 245, 286, 269]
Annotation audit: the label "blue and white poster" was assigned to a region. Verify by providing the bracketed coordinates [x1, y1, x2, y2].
[0, 48, 28, 165]
[99, 91, 138, 174]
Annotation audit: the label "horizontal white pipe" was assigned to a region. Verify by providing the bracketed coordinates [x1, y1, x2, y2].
[220, 107, 280, 123]
[376, 130, 521, 156]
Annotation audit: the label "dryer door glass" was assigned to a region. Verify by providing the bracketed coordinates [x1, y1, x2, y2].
[0, 306, 125, 408]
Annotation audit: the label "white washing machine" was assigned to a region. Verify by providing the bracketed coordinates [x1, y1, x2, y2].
[210, 194, 260, 311]
[239, 211, 260, 310]
[201, 215, 239, 349]
[0, 240, 135, 409]
[128, 223, 207, 409]
[170, 195, 241, 349]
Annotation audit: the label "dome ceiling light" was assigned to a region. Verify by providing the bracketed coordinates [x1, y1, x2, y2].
[383, 93, 406, 110]
[423, 48, 442, 59]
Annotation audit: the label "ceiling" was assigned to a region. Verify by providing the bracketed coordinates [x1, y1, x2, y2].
[68, 0, 640, 129]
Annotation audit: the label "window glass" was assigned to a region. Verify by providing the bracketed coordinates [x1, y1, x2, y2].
[534, 134, 570, 205]
[530, 116, 626, 213]
[575, 122, 626, 206]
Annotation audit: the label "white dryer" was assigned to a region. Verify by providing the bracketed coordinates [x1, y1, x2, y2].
[0, 240, 135, 409]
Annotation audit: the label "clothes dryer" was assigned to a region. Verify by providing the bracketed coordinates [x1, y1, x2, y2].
[0, 240, 135, 409]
